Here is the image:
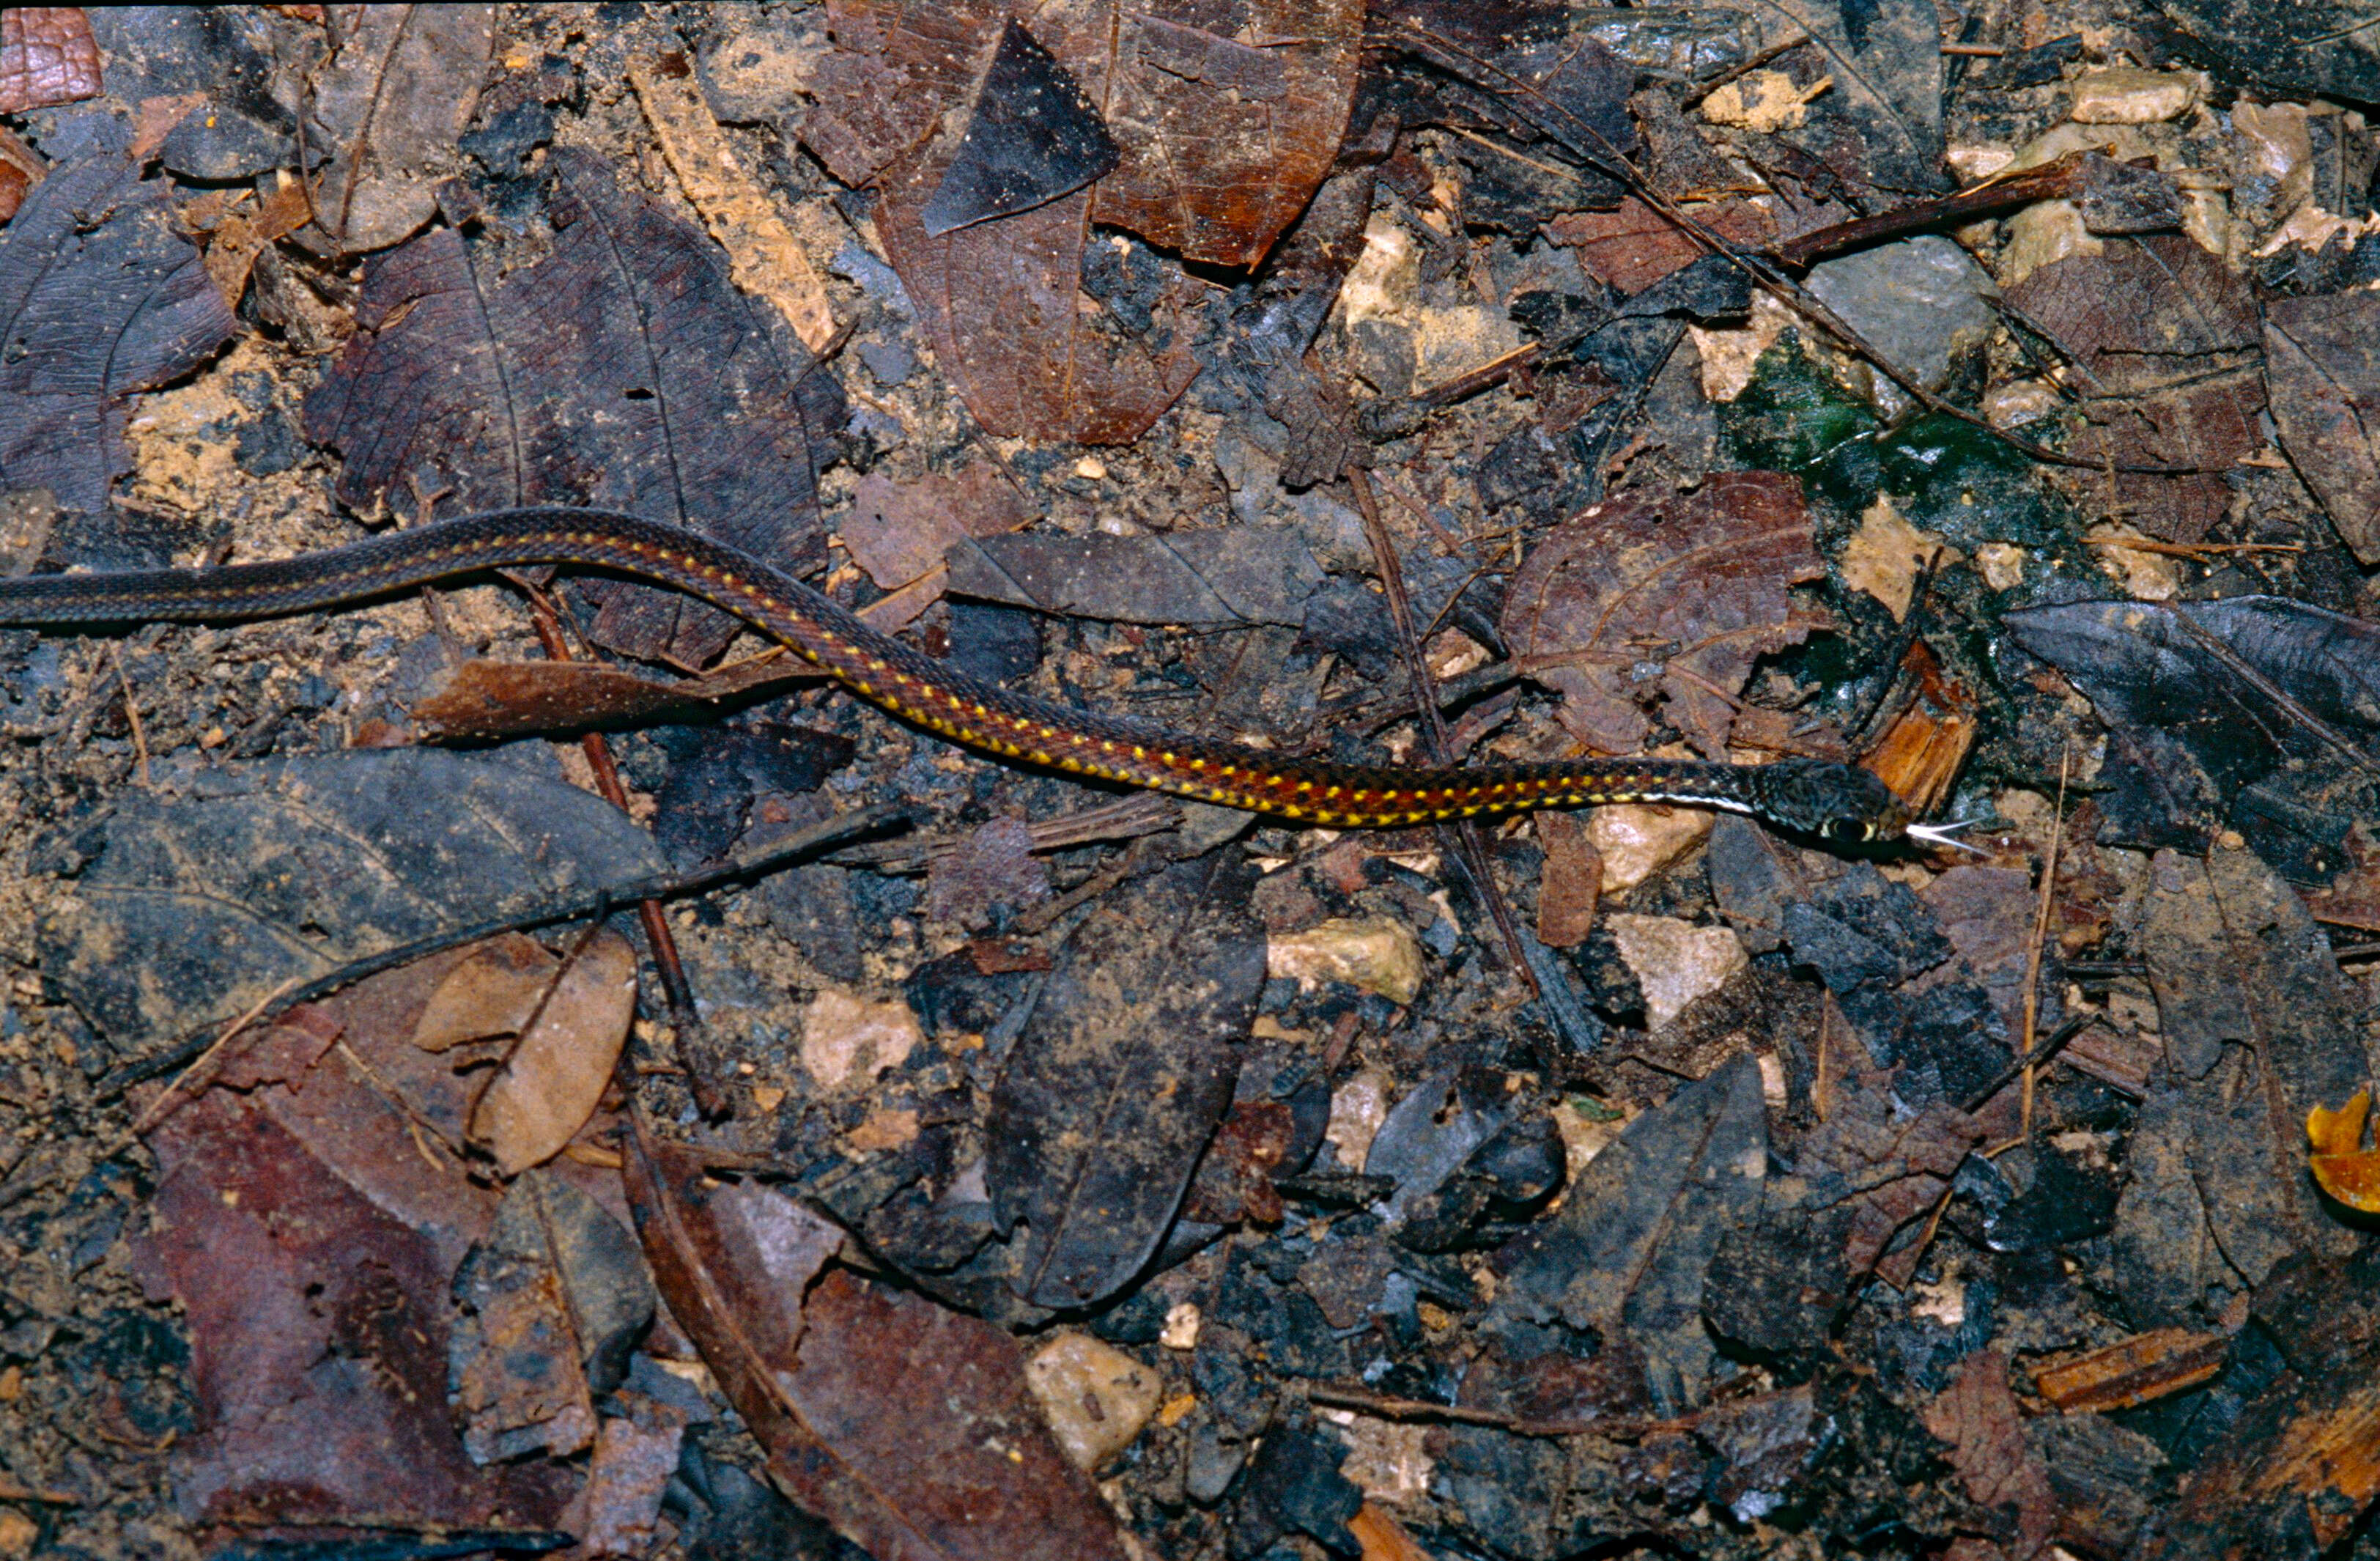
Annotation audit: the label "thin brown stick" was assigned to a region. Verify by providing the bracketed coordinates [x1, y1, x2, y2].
[509, 575, 729, 1118]
[2015, 745, 2070, 1138]
[1347, 466, 1541, 1001]
[107, 642, 151, 788]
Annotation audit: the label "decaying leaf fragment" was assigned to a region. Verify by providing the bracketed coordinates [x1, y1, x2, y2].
[2310, 1089, 2380, 1211]
[1501, 470, 1826, 758]
[624, 1132, 1131, 1561]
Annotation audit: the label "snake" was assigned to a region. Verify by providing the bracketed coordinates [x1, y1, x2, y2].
[0, 506, 1965, 849]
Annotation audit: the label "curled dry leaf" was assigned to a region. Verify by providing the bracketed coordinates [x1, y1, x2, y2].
[409, 652, 813, 742]
[411, 931, 560, 1053]
[1501, 471, 1825, 759]
[469, 930, 638, 1176]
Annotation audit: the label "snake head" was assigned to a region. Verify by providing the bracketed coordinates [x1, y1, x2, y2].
[1755, 760, 1912, 846]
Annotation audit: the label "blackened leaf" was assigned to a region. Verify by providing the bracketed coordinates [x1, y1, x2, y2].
[2112, 846, 2368, 1300]
[0, 159, 239, 514]
[135, 1086, 569, 1534]
[304, 150, 835, 665]
[1769, 0, 1947, 202]
[624, 1134, 1130, 1561]
[2149, 0, 2380, 103]
[34, 747, 664, 1055]
[1490, 1055, 1767, 1413]
[303, 4, 495, 254]
[988, 852, 1266, 1309]
[0, 7, 100, 112]
[2263, 290, 2380, 566]
[1372, 0, 1638, 169]
[921, 20, 1118, 237]
[2003, 595, 2380, 874]
[945, 526, 1327, 627]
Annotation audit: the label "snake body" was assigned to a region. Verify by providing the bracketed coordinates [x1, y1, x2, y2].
[0, 507, 1918, 844]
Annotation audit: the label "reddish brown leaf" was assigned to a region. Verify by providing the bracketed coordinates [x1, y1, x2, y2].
[302, 3, 495, 253]
[133, 1084, 556, 1536]
[843, 464, 1032, 591]
[0, 8, 100, 113]
[2002, 235, 2263, 542]
[470, 930, 638, 1176]
[624, 1130, 1130, 1561]
[1093, 1, 1365, 267]
[1534, 811, 1603, 950]
[1180, 1099, 1295, 1225]
[1922, 1348, 2056, 1560]
[1545, 196, 1776, 296]
[1500, 471, 1826, 758]
[804, 0, 1211, 443]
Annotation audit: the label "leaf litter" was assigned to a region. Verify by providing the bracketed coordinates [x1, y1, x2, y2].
[2, 4, 2380, 1560]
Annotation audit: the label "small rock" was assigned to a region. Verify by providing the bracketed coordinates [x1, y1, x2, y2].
[1268, 918, 1425, 1006]
[2069, 67, 2198, 125]
[1024, 1332, 1164, 1472]
[1604, 914, 1748, 1030]
[799, 989, 921, 1090]
[1586, 804, 1711, 892]
[1805, 236, 1998, 394]
[1161, 1301, 1202, 1351]
[1324, 1068, 1394, 1169]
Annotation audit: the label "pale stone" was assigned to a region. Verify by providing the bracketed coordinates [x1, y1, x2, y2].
[1161, 1302, 1201, 1351]
[1605, 914, 1748, 1030]
[1700, 69, 1826, 133]
[1976, 543, 2028, 591]
[1325, 1068, 1394, 1170]
[1268, 918, 1425, 1007]
[2069, 67, 2198, 125]
[799, 989, 921, 1090]
[1586, 804, 1712, 892]
[1026, 1332, 1164, 1472]
[1985, 380, 2063, 430]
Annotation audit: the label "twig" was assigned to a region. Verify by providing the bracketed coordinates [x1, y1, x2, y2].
[1346, 466, 1542, 1005]
[107, 642, 151, 788]
[2014, 745, 2070, 1135]
[509, 573, 725, 1117]
[1961, 1013, 2099, 1114]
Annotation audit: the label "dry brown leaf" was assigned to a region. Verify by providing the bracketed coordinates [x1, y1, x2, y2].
[410, 932, 561, 1053]
[470, 930, 638, 1176]
[1534, 811, 1603, 949]
[1921, 1348, 2056, 1560]
[842, 464, 1032, 590]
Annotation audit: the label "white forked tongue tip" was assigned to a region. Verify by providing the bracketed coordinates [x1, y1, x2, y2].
[1904, 818, 1991, 857]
